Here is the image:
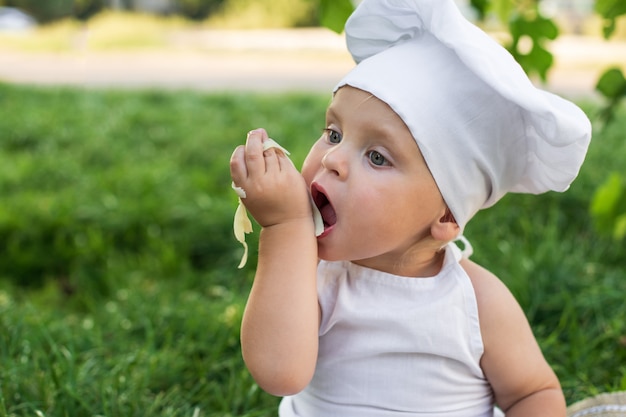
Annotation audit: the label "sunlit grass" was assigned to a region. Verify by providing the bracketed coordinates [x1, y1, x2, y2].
[0, 18, 83, 51]
[206, 0, 316, 29]
[85, 11, 187, 50]
[0, 12, 187, 52]
[0, 0, 317, 53]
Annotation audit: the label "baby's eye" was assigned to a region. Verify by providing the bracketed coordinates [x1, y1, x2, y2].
[324, 128, 342, 144]
[368, 151, 389, 166]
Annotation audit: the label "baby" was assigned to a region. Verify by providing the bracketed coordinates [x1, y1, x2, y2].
[230, 0, 591, 415]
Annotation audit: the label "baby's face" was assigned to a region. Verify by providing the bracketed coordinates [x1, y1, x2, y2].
[302, 86, 447, 273]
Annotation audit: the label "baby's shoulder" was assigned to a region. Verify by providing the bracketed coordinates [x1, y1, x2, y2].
[459, 258, 505, 296]
[459, 258, 532, 344]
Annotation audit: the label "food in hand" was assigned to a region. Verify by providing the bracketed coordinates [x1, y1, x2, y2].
[232, 138, 323, 268]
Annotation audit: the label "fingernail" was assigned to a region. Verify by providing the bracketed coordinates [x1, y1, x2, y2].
[247, 128, 263, 139]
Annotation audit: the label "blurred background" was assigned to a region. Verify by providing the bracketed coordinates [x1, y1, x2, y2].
[0, 0, 625, 94]
[0, 0, 625, 416]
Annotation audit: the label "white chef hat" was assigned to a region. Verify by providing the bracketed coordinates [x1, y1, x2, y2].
[334, 0, 591, 231]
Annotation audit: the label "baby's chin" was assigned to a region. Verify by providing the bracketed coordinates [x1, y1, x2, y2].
[315, 248, 355, 264]
[315, 246, 339, 263]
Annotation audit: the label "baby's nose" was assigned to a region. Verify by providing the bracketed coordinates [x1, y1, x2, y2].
[321, 146, 349, 178]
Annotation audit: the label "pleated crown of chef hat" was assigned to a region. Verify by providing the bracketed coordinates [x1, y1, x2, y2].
[335, 0, 591, 231]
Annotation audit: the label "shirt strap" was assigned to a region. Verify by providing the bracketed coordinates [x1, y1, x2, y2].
[453, 235, 474, 259]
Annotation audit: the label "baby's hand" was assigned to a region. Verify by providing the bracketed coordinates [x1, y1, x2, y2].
[230, 129, 321, 268]
[231, 128, 312, 226]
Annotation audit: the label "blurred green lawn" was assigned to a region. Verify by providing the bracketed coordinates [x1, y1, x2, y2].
[0, 82, 624, 416]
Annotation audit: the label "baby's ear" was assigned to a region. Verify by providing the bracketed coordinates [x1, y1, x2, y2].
[431, 209, 460, 242]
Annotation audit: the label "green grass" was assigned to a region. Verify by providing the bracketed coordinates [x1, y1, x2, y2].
[0, 12, 185, 52]
[0, 82, 624, 415]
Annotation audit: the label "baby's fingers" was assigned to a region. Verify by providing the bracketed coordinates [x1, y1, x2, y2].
[262, 147, 282, 174]
[244, 129, 268, 176]
[230, 145, 247, 186]
[263, 137, 295, 173]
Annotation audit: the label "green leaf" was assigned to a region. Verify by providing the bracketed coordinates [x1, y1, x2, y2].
[528, 43, 553, 81]
[534, 15, 559, 40]
[602, 18, 617, 39]
[590, 173, 622, 218]
[509, 8, 558, 40]
[595, 0, 626, 38]
[507, 11, 557, 81]
[590, 172, 626, 238]
[469, 0, 489, 20]
[595, 68, 626, 99]
[614, 214, 626, 239]
[594, 0, 626, 19]
[320, 0, 354, 33]
[491, 0, 514, 26]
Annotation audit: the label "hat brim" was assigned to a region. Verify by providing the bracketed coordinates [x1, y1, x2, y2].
[567, 392, 626, 417]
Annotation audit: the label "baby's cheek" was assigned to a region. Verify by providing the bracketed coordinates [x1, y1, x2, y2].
[300, 154, 319, 186]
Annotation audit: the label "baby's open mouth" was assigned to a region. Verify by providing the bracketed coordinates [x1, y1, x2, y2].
[311, 185, 337, 229]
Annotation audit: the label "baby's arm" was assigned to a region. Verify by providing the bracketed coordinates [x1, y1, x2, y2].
[462, 260, 566, 417]
[230, 129, 319, 396]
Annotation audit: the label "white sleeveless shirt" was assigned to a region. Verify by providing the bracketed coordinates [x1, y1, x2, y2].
[279, 243, 499, 417]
